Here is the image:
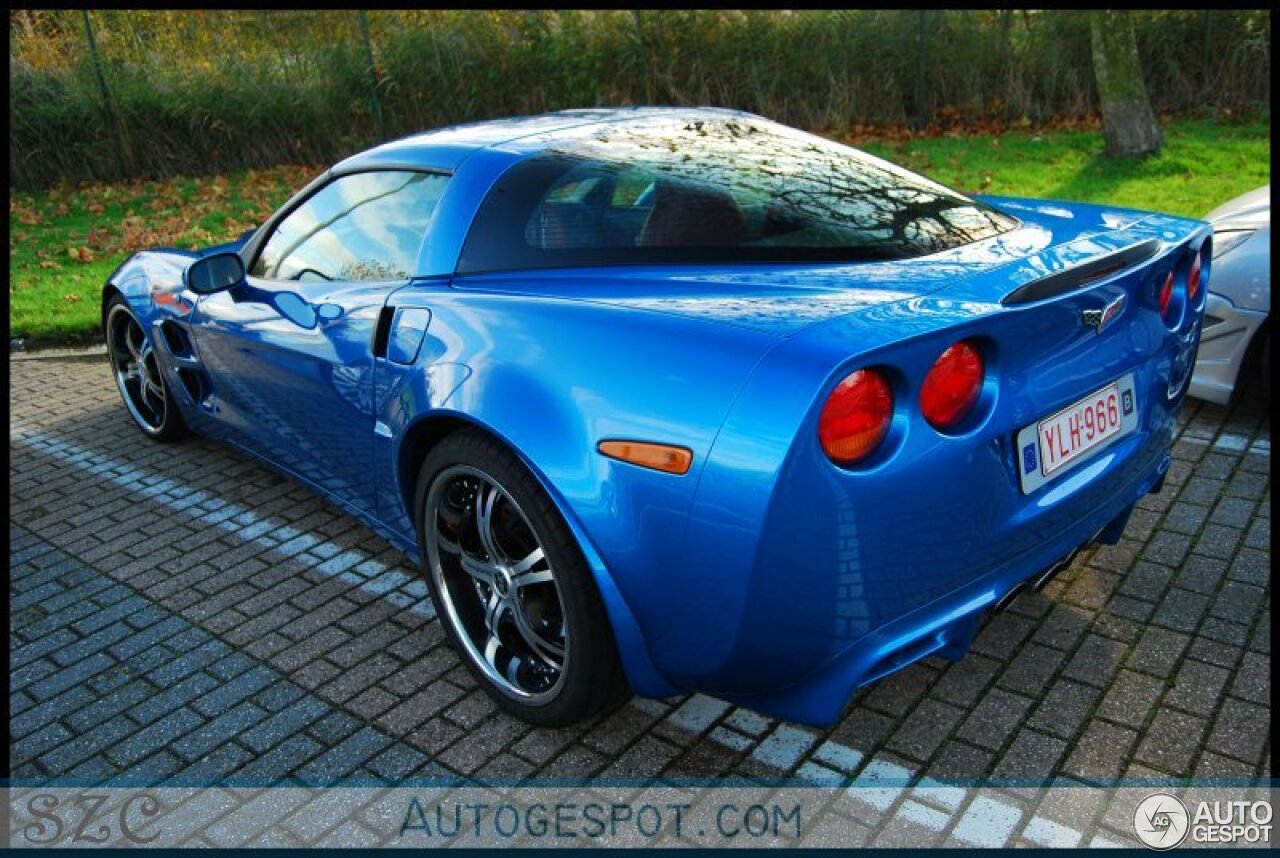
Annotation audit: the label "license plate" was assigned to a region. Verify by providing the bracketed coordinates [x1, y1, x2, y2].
[1016, 374, 1139, 494]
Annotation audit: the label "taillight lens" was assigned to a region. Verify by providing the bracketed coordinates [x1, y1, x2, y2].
[1187, 250, 1203, 301]
[1158, 271, 1174, 317]
[819, 368, 893, 465]
[920, 340, 985, 429]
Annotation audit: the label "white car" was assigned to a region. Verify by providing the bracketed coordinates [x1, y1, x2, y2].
[1190, 185, 1270, 404]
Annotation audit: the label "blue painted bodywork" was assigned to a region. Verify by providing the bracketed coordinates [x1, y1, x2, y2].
[105, 108, 1209, 724]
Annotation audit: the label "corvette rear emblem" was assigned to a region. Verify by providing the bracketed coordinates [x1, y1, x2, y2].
[1083, 294, 1126, 334]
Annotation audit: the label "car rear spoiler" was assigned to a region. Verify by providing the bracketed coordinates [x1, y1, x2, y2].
[1001, 238, 1161, 306]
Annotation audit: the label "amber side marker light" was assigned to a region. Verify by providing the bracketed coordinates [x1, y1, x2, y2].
[598, 440, 693, 475]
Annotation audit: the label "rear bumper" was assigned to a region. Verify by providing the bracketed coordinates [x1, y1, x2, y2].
[726, 448, 1170, 725]
[647, 295, 1197, 721]
[620, 218, 1207, 721]
[655, 346, 1189, 705]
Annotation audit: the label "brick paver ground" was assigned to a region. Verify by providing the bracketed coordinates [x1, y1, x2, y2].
[8, 354, 1271, 840]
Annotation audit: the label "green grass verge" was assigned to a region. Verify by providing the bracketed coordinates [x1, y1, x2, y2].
[858, 118, 1271, 216]
[9, 165, 321, 346]
[8, 118, 1271, 346]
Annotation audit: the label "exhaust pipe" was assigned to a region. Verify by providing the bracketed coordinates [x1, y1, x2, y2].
[1032, 548, 1079, 591]
[993, 545, 1085, 614]
[993, 582, 1027, 613]
[993, 548, 1082, 613]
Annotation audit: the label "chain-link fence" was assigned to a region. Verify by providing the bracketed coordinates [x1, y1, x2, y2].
[9, 9, 1272, 189]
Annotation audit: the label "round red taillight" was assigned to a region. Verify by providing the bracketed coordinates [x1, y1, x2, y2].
[819, 368, 893, 465]
[1187, 251, 1203, 302]
[1158, 271, 1174, 317]
[920, 340, 985, 430]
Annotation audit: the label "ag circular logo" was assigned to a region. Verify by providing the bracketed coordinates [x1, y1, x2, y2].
[1134, 793, 1190, 850]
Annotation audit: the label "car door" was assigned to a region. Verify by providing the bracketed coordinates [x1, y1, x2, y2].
[191, 169, 449, 516]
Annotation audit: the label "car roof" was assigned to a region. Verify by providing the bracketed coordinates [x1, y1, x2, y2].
[333, 106, 764, 174]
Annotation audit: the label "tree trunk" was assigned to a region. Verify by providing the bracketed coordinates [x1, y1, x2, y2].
[999, 9, 1015, 119]
[913, 10, 930, 130]
[1089, 11, 1162, 158]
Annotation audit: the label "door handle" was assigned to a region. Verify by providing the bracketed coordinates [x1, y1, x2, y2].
[373, 306, 432, 365]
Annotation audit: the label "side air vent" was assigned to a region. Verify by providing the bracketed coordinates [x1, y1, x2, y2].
[159, 320, 194, 357]
[1002, 239, 1161, 306]
[177, 368, 210, 405]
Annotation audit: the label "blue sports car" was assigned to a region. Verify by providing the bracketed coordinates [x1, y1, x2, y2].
[103, 108, 1209, 726]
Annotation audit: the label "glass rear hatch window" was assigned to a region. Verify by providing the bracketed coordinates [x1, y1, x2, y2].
[458, 118, 1019, 273]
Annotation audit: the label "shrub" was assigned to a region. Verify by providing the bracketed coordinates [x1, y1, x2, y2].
[8, 9, 1271, 189]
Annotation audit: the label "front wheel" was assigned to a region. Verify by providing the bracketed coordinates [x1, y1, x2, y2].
[414, 429, 629, 727]
[104, 295, 188, 442]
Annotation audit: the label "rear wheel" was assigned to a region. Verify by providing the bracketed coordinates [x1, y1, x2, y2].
[104, 295, 188, 441]
[414, 429, 629, 727]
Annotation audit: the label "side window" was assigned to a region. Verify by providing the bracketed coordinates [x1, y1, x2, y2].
[252, 171, 448, 282]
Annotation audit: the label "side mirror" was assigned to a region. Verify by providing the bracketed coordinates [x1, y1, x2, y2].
[184, 251, 246, 294]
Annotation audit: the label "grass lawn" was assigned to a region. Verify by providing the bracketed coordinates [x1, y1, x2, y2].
[9, 164, 322, 346]
[858, 117, 1271, 216]
[8, 117, 1271, 346]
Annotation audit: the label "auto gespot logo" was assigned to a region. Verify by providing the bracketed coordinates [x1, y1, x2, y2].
[1134, 793, 1273, 849]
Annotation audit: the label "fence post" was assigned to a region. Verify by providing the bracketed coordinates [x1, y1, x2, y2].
[357, 10, 386, 141]
[81, 9, 129, 178]
[632, 10, 652, 104]
[1201, 10, 1216, 114]
[914, 10, 930, 130]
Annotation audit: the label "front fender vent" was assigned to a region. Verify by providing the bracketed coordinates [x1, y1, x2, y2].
[177, 367, 211, 406]
[159, 320, 194, 358]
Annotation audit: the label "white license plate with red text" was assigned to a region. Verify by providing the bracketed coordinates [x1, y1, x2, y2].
[1016, 374, 1139, 494]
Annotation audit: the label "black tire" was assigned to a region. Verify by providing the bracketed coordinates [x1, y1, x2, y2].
[103, 294, 189, 442]
[414, 429, 630, 727]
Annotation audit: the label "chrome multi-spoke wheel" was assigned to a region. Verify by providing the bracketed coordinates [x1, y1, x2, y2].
[415, 430, 628, 726]
[104, 297, 186, 441]
[424, 465, 568, 702]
